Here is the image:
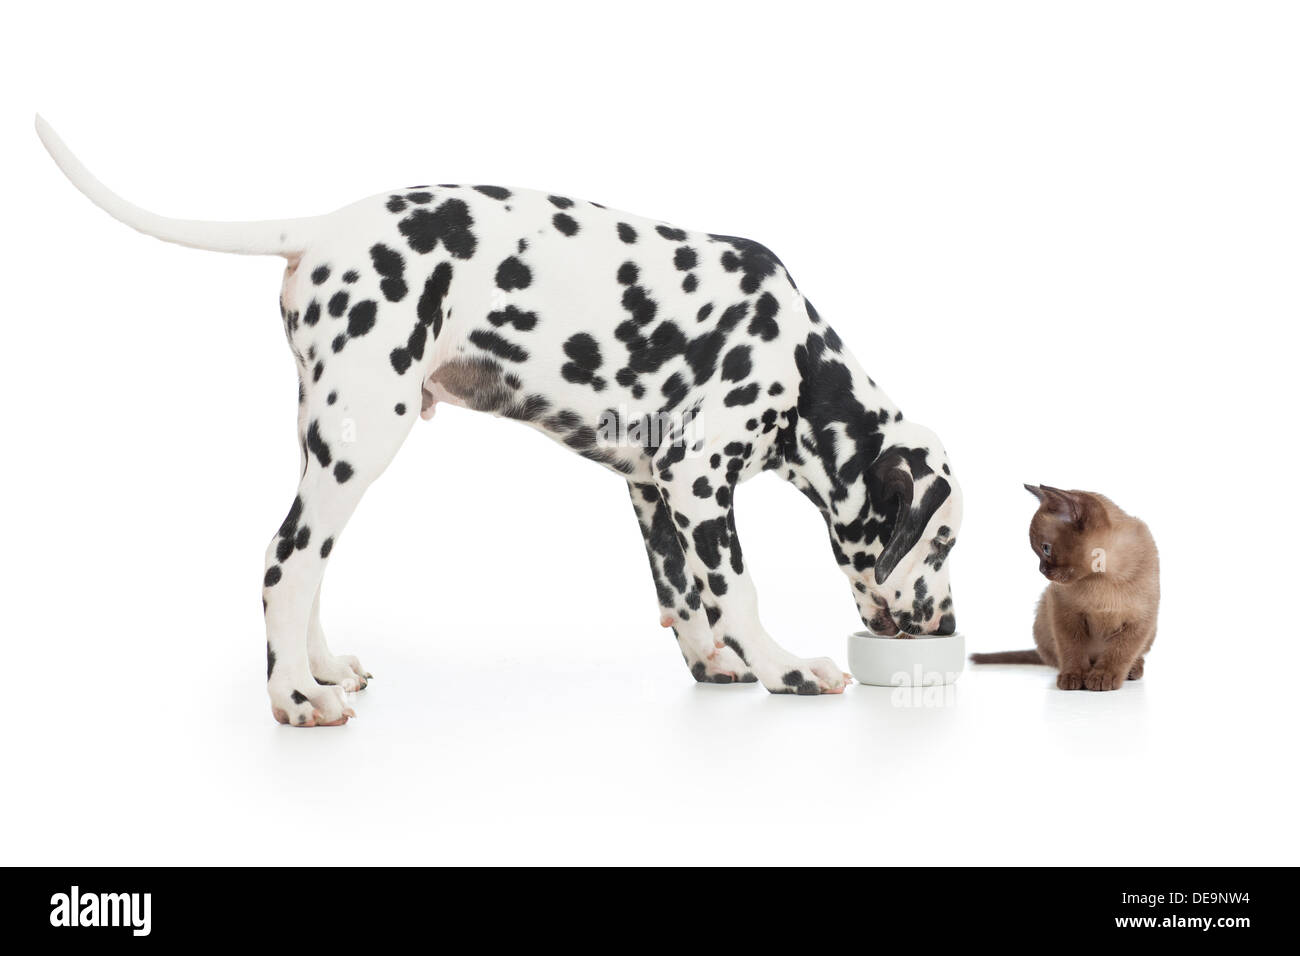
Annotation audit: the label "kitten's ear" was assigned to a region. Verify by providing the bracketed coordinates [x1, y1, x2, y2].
[1039, 485, 1106, 529]
[1024, 483, 1046, 503]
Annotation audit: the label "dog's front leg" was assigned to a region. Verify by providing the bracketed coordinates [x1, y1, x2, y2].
[654, 451, 848, 695]
[626, 481, 755, 683]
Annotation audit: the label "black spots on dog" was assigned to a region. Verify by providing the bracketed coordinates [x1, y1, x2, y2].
[768, 382, 784, 396]
[715, 485, 731, 508]
[748, 291, 780, 341]
[552, 212, 579, 236]
[692, 518, 729, 570]
[692, 476, 712, 498]
[674, 246, 698, 271]
[488, 304, 538, 332]
[290, 690, 310, 705]
[709, 453, 722, 469]
[419, 261, 453, 341]
[395, 403, 406, 415]
[311, 265, 330, 285]
[294, 526, 311, 550]
[548, 195, 574, 209]
[682, 274, 698, 293]
[724, 441, 745, 456]
[399, 198, 477, 259]
[333, 461, 354, 483]
[369, 243, 408, 302]
[393, 262, 453, 374]
[307, 420, 332, 467]
[721, 345, 752, 383]
[320, 537, 334, 558]
[495, 256, 532, 291]
[266, 644, 276, 679]
[503, 393, 552, 422]
[561, 333, 605, 390]
[713, 233, 784, 294]
[617, 261, 639, 286]
[696, 302, 714, 323]
[474, 185, 511, 200]
[617, 222, 638, 243]
[777, 670, 820, 695]
[386, 195, 408, 213]
[707, 572, 728, 596]
[656, 224, 687, 241]
[717, 301, 750, 334]
[942, 462, 950, 475]
[564, 426, 598, 450]
[674, 511, 691, 529]
[679, 330, 721, 385]
[303, 301, 321, 327]
[646, 497, 689, 595]
[661, 371, 689, 410]
[312, 360, 324, 383]
[406, 191, 433, 204]
[264, 566, 282, 587]
[824, 325, 843, 353]
[343, 270, 360, 283]
[347, 300, 377, 337]
[470, 328, 529, 363]
[329, 291, 350, 318]
[543, 408, 582, 431]
[724, 383, 760, 407]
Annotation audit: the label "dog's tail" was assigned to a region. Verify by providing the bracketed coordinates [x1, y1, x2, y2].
[969, 649, 1044, 664]
[35, 115, 320, 257]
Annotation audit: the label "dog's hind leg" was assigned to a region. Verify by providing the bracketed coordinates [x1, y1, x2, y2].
[264, 375, 419, 726]
[627, 481, 755, 683]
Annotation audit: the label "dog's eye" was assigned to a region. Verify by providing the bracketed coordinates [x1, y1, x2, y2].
[1041, 542, 1052, 556]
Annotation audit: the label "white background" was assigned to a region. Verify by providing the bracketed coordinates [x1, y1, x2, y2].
[4, 1, 1297, 865]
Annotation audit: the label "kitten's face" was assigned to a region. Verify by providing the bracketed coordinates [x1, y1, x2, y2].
[1025, 485, 1104, 583]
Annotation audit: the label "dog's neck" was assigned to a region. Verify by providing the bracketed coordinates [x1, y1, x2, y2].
[779, 331, 903, 526]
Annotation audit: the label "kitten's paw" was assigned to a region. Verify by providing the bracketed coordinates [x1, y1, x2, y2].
[1127, 658, 1145, 680]
[1085, 669, 1125, 692]
[1057, 671, 1086, 691]
[310, 652, 370, 692]
[763, 658, 850, 695]
[269, 681, 354, 727]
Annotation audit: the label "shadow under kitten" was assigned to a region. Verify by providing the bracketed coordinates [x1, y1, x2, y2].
[971, 485, 1160, 691]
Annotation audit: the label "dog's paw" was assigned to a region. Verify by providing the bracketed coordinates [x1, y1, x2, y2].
[269, 681, 355, 727]
[1085, 669, 1124, 692]
[310, 653, 371, 692]
[689, 644, 757, 684]
[1057, 670, 1086, 690]
[764, 657, 850, 696]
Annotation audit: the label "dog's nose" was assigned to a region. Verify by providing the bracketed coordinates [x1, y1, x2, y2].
[931, 613, 956, 636]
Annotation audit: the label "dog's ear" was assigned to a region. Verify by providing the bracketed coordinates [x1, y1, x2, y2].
[872, 450, 952, 584]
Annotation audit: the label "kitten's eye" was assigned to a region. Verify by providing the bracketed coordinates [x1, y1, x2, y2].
[1041, 542, 1052, 557]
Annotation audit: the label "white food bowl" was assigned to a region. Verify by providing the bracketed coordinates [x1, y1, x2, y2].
[847, 630, 965, 687]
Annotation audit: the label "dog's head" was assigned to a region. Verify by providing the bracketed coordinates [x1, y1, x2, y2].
[837, 424, 962, 636]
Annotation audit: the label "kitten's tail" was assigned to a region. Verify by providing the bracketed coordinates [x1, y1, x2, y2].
[969, 649, 1044, 664]
[35, 115, 320, 257]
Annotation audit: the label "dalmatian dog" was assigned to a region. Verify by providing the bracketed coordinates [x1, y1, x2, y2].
[37, 117, 962, 726]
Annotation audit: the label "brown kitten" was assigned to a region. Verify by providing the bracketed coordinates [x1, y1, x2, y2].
[971, 485, 1160, 691]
